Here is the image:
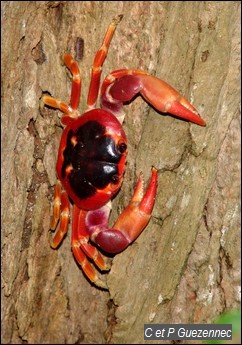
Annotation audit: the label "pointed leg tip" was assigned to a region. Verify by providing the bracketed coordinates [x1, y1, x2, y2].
[113, 14, 123, 25]
[50, 240, 58, 249]
[151, 166, 158, 173]
[93, 278, 109, 290]
[139, 171, 144, 180]
[63, 53, 72, 61]
[42, 94, 51, 104]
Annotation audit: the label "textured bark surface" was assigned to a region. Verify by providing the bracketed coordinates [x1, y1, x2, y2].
[1, 1, 240, 344]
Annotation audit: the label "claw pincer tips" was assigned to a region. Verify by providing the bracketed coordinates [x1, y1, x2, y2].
[139, 167, 158, 215]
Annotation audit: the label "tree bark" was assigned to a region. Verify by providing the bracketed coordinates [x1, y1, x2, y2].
[1, 1, 240, 344]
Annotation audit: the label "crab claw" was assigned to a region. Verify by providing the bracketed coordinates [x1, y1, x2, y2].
[138, 74, 206, 126]
[101, 71, 206, 126]
[87, 167, 158, 254]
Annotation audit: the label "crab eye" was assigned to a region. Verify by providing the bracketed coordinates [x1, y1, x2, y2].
[111, 174, 120, 184]
[118, 141, 127, 154]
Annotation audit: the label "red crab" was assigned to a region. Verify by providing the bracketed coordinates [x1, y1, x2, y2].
[42, 15, 206, 288]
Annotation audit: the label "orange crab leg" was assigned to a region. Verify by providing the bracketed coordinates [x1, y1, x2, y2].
[74, 206, 110, 271]
[87, 14, 123, 109]
[42, 95, 74, 115]
[50, 180, 62, 230]
[42, 54, 81, 126]
[51, 188, 70, 249]
[71, 205, 108, 289]
[101, 69, 206, 126]
[63, 53, 81, 111]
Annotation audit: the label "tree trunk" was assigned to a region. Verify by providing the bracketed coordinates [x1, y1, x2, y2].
[1, 1, 240, 344]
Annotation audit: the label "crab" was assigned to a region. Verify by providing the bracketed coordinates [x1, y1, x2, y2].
[42, 15, 206, 288]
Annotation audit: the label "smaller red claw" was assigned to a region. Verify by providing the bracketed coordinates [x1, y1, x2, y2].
[88, 168, 158, 254]
[113, 167, 158, 244]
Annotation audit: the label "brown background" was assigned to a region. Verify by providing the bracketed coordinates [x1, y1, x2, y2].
[1, 1, 240, 344]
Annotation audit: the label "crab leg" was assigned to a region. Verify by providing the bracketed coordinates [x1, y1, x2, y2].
[87, 167, 158, 254]
[50, 183, 70, 249]
[101, 69, 206, 126]
[42, 95, 74, 115]
[87, 14, 123, 109]
[71, 205, 108, 289]
[42, 54, 81, 126]
[63, 53, 81, 111]
[50, 180, 62, 231]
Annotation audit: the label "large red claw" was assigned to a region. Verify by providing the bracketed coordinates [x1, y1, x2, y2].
[101, 71, 206, 126]
[138, 74, 206, 126]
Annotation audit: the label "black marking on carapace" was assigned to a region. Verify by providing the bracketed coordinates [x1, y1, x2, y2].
[62, 121, 125, 199]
